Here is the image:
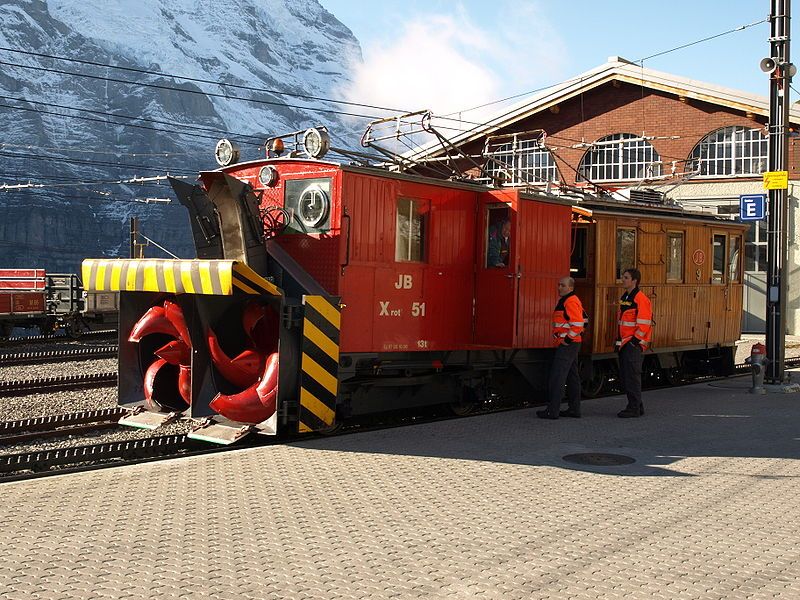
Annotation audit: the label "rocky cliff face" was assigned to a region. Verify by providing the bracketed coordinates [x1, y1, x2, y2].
[0, 0, 361, 271]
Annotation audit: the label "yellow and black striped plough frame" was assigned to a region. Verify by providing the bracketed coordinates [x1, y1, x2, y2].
[81, 259, 281, 297]
[299, 295, 341, 432]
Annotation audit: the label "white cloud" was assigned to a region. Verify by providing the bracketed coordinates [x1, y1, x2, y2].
[340, 1, 569, 127]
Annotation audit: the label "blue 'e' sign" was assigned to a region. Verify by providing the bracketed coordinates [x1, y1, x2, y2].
[739, 194, 766, 221]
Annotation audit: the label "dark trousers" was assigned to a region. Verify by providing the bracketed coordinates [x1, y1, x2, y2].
[618, 343, 644, 409]
[546, 342, 581, 415]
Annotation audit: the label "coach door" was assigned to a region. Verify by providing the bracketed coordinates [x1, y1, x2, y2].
[474, 195, 519, 347]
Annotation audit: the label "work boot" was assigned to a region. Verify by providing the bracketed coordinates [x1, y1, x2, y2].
[536, 410, 558, 420]
[617, 406, 641, 418]
[559, 409, 581, 418]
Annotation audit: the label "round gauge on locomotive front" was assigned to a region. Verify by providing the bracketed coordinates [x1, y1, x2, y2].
[297, 185, 330, 228]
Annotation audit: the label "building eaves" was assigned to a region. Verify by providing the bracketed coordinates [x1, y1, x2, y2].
[409, 57, 799, 161]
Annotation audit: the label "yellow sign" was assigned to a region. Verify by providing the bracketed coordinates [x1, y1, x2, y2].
[763, 170, 789, 190]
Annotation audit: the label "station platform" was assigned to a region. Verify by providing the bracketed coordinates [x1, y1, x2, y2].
[1, 376, 799, 599]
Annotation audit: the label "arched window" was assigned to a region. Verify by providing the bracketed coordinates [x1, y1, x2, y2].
[578, 133, 662, 182]
[485, 137, 559, 185]
[688, 126, 767, 177]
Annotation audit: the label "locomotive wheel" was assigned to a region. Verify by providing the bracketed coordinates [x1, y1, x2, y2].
[661, 367, 684, 386]
[449, 385, 479, 416]
[316, 421, 344, 436]
[65, 318, 85, 339]
[580, 363, 606, 398]
[38, 319, 57, 337]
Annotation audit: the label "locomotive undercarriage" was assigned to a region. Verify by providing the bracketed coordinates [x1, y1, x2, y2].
[330, 344, 737, 423]
[578, 345, 737, 398]
[335, 349, 550, 418]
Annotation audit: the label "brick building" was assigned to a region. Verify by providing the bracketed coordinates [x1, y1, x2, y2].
[410, 56, 800, 334]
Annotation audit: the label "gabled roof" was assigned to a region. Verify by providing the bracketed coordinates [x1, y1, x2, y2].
[409, 56, 800, 160]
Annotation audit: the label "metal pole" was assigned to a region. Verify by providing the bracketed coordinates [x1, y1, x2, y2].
[129, 217, 139, 259]
[766, 0, 792, 383]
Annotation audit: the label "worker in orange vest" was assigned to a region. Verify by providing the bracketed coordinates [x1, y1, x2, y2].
[538, 277, 587, 420]
[616, 268, 653, 418]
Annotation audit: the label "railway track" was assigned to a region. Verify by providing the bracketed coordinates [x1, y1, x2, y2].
[0, 407, 126, 445]
[0, 434, 213, 476]
[1, 355, 796, 482]
[0, 329, 117, 347]
[0, 372, 117, 396]
[0, 345, 118, 366]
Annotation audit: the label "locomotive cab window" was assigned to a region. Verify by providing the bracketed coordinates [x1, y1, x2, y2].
[570, 226, 588, 278]
[486, 206, 512, 268]
[712, 233, 727, 283]
[666, 231, 684, 282]
[284, 177, 332, 234]
[615, 227, 636, 280]
[395, 198, 428, 262]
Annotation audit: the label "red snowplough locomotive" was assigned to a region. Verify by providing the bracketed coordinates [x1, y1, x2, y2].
[82, 129, 574, 442]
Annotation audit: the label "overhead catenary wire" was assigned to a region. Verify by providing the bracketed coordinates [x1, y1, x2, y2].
[442, 16, 769, 119]
[0, 17, 772, 167]
[0, 45, 413, 115]
[0, 149, 197, 175]
[0, 141, 193, 158]
[2, 17, 767, 191]
[0, 95, 265, 145]
[0, 174, 189, 191]
[0, 58, 385, 120]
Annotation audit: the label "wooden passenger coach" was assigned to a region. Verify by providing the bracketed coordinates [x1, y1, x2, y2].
[572, 199, 747, 391]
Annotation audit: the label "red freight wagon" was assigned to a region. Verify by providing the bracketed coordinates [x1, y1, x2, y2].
[0, 270, 99, 337]
[0, 270, 47, 329]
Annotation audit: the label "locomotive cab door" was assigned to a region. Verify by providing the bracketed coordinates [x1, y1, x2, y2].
[474, 197, 519, 347]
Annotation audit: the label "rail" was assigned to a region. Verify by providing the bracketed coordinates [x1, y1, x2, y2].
[0, 345, 118, 366]
[0, 434, 206, 475]
[0, 372, 117, 396]
[0, 408, 127, 445]
[0, 329, 117, 346]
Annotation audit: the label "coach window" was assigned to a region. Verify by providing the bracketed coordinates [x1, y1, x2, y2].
[395, 198, 428, 262]
[615, 227, 636, 280]
[570, 226, 588, 278]
[728, 235, 742, 282]
[666, 231, 684, 282]
[712, 234, 727, 283]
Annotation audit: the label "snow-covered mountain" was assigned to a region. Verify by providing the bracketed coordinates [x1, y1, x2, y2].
[0, 0, 362, 270]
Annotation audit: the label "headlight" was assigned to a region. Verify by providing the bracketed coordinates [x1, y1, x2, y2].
[214, 139, 240, 167]
[302, 128, 330, 159]
[258, 166, 279, 187]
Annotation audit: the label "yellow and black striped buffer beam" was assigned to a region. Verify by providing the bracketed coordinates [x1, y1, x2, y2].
[81, 259, 281, 297]
[298, 295, 341, 433]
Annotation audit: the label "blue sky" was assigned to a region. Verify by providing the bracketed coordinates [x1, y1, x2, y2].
[321, 0, 787, 120]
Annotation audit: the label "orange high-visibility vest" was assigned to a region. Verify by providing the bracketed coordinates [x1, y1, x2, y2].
[552, 292, 587, 346]
[616, 288, 652, 350]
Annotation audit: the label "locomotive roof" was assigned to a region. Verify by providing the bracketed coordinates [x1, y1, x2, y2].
[210, 158, 745, 228]
[209, 158, 577, 208]
[577, 196, 748, 227]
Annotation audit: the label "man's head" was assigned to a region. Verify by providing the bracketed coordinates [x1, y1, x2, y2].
[621, 268, 641, 291]
[557, 276, 575, 297]
[500, 220, 511, 238]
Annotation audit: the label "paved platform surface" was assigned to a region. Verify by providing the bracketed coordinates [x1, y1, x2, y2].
[1, 378, 799, 600]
